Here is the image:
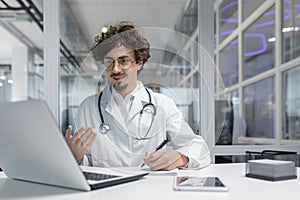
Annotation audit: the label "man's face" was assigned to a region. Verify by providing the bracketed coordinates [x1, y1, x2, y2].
[104, 45, 142, 93]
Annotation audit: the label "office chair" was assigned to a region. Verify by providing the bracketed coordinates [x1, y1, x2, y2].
[215, 100, 234, 163]
[215, 100, 234, 145]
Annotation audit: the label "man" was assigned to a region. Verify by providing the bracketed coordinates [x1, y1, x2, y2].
[65, 21, 211, 170]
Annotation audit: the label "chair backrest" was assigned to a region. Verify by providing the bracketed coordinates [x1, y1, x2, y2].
[215, 100, 234, 145]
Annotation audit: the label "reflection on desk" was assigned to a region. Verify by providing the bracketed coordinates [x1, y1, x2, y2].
[0, 163, 299, 200]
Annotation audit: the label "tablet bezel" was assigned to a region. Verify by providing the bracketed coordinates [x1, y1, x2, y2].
[173, 176, 229, 192]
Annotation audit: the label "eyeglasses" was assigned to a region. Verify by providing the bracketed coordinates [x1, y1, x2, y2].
[103, 57, 135, 70]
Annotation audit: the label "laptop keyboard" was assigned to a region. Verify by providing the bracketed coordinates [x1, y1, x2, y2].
[83, 171, 120, 181]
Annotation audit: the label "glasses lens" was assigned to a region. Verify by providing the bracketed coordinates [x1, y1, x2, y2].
[117, 58, 133, 69]
[103, 58, 113, 68]
[103, 57, 134, 70]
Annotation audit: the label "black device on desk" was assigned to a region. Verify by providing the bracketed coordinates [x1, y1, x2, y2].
[245, 150, 298, 181]
[0, 100, 148, 191]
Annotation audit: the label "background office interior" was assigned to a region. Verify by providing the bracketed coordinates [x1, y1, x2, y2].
[1, 0, 300, 164]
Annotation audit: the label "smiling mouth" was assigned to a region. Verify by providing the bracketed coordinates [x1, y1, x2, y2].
[111, 74, 125, 81]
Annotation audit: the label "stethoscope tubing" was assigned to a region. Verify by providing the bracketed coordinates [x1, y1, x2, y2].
[98, 87, 156, 137]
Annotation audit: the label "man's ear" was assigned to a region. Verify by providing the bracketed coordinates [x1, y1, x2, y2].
[136, 60, 143, 70]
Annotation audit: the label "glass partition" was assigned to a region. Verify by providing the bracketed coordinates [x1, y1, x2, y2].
[219, 0, 238, 43]
[243, 77, 275, 141]
[282, 0, 300, 63]
[59, 0, 201, 134]
[282, 65, 300, 140]
[243, 0, 265, 21]
[219, 37, 239, 87]
[243, 6, 275, 80]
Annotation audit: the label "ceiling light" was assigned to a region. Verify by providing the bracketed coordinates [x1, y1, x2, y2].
[7, 79, 13, 84]
[268, 37, 276, 42]
[0, 75, 6, 80]
[0, 82, 3, 87]
[101, 27, 108, 33]
[282, 27, 300, 33]
[282, 27, 291, 32]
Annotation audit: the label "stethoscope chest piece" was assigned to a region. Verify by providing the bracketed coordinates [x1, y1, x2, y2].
[99, 123, 110, 134]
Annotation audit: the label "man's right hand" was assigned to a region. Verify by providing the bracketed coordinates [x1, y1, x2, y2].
[64, 125, 97, 164]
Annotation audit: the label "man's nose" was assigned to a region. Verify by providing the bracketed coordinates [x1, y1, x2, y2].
[111, 61, 122, 72]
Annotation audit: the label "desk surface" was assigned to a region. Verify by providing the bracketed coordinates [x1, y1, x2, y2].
[0, 163, 299, 200]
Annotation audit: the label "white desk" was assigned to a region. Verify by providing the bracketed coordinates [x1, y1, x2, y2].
[0, 163, 299, 200]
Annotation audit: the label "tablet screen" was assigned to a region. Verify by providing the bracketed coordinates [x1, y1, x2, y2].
[174, 176, 228, 191]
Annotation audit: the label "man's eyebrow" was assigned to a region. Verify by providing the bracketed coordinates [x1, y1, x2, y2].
[118, 56, 130, 59]
[104, 55, 130, 59]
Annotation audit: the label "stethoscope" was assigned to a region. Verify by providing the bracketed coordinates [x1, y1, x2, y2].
[98, 87, 157, 140]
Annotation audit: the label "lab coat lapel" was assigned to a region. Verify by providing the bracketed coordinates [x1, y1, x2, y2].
[127, 86, 149, 122]
[101, 86, 128, 133]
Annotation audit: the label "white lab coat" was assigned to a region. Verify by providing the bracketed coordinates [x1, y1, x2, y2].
[75, 83, 211, 169]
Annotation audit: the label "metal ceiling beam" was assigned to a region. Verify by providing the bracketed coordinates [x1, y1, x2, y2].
[1, 0, 81, 73]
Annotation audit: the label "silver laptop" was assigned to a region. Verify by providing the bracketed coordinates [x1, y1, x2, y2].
[0, 99, 148, 191]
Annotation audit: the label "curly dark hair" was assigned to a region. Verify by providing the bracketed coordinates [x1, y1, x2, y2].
[91, 21, 150, 68]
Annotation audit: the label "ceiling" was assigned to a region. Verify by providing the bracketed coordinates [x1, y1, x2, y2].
[66, 0, 188, 46]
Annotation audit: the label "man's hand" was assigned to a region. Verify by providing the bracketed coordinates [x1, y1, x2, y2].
[143, 149, 189, 171]
[64, 125, 96, 164]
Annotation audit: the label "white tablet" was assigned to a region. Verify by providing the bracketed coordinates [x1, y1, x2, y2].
[173, 176, 229, 192]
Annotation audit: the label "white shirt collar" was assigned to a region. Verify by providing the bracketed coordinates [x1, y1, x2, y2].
[111, 81, 143, 101]
[111, 81, 144, 114]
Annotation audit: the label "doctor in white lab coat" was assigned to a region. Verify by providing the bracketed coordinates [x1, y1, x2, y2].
[65, 21, 211, 171]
